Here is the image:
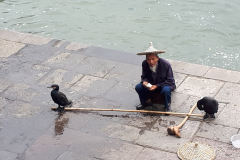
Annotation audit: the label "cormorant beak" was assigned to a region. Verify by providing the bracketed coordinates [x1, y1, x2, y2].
[47, 87, 52, 88]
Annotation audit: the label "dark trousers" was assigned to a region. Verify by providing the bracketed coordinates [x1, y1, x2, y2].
[135, 83, 172, 109]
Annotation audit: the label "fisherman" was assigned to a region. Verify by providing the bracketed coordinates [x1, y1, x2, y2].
[135, 42, 176, 112]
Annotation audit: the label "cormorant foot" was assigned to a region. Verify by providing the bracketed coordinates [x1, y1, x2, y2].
[209, 114, 215, 118]
[203, 113, 208, 119]
[56, 106, 65, 112]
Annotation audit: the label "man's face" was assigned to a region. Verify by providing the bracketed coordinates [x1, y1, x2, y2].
[146, 54, 159, 67]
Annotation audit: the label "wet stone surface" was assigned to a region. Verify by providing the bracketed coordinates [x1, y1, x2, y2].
[0, 29, 239, 159]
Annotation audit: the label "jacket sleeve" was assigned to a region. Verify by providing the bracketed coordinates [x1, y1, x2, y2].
[141, 61, 149, 83]
[156, 64, 175, 90]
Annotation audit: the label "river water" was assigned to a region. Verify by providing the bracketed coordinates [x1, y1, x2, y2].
[1, 0, 240, 71]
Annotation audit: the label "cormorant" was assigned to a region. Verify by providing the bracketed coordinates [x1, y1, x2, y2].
[47, 84, 72, 112]
[197, 97, 218, 119]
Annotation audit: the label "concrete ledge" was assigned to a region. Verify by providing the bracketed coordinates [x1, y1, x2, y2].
[20, 34, 52, 45]
[168, 59, 210, 76]
[0, 39, 25, 57]
[204, 67, 240, 83]
[0, 29, 28, 42]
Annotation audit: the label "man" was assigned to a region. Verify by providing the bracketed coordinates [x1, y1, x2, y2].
[135, 42, 176, 112]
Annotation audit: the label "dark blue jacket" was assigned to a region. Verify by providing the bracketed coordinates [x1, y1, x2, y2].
[141, 58, 176, 91]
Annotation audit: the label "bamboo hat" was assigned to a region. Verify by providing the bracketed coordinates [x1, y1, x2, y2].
[137, 42, 165, 55]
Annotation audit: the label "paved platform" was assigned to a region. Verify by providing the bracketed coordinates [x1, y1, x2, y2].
[0, 29, 240, 160]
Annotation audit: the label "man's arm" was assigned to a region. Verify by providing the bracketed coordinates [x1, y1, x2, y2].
[155, 64, 175, 90]
[141, 61, 149, 83]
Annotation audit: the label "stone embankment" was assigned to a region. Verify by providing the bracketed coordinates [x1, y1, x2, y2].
[0, 29, 240, 159]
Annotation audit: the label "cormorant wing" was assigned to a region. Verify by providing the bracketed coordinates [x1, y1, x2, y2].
[57, 91, 69, 106]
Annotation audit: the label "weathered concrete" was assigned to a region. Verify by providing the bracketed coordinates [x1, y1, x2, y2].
[0, 29, 240, 159]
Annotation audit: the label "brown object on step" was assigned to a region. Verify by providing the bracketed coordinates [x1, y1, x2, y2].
[167, 103, 197, 138]
[149, 92, 165, 104]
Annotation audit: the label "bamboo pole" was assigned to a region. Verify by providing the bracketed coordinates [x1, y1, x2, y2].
[51, 107, 203, 117]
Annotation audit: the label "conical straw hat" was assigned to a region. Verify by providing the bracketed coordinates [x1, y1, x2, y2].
[177, 142, 216, 160]
[137, 42, 165, 55]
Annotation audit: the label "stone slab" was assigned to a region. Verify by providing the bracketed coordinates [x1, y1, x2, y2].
[215, 82, 240, 104]
[0, 58, 23, 77]
[25, 133, 69, 160]
[118, 115, 159, 129]
[74, 56, 118, 78]
[71, 96, 122, 111]
[136, 147, 179, 160]
[57, 151, 81, 160]
[212, 103, 240, 128]
[104, 82, 139, 109]
[65, 42, 90, 51]
[0, 150, 18, 160]
[5, 64, 52, 84]
[43, 52, 86, 70]
[1, 83, 38, 102]
[136, 130, 190, 153]
[152, 116, 201, 139]
[0, 39, 25, 57]
[176, 76, 224, 97]
[38, 69, 68, 86]
[168, 59, 210, 76]
[174, 72, 187, 88]
[193, 137, 240, 160]
[170, 92, 189, 110]
[0, 97, 9, 110]
[60, 128, 129, 160]
[196, 122, 238, 143]
[103, 124, 141, 142]
[100, 143, 143, 160]
[69, 75, 117, 98]
[60, 73, 83, 90]
[0, 101, 40, 121]
[75, 46, 144, 66]
[14, 41, 61, 65]
[204, 67, 240, 83]
[0, 120, 43, 153]
[0, 29, 28, 42]
[0, 79, 11, 93]
[105, 62, 141, 85]
[20, 34, 52, 45]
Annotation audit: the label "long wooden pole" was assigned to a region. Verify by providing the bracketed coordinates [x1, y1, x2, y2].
[51, 107, 203, 117]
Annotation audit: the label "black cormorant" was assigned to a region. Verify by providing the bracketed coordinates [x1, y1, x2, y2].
[47, 84, 72, 112]
[197, 97, 218, 119]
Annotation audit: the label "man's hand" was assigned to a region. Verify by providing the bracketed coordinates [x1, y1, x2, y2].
[149, 85, 157, 91]
[143, 81, 148, 88]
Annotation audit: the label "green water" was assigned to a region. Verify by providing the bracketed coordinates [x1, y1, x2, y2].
[1, 0, 240, 71]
